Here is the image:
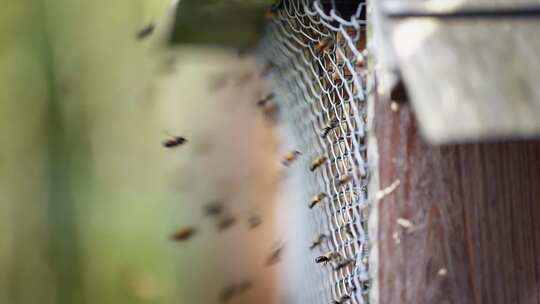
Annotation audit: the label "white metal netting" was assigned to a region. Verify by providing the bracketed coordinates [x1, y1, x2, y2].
[258, 1, 369, 303]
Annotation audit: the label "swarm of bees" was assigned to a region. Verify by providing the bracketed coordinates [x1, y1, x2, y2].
[156, 2, 365, 302]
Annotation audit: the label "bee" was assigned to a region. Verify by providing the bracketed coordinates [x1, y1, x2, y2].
[310, 156, 327, 172]
[260, 62, 275, 77]
[248, 215, 262, 229]
[320, 118, 339, 138]
[334, 259, 355, 271]
[237, 280, 252, 293]
[219, 285, 237, 303]
[315, 251, 340, 265]
[257, 93, 275, 107]
[309, 192, 327, 208]
[282, 150, 301, 166]
[336, 174, 353, 187]
[163, 135, 187, 148]
[309, 234, 327, 250]
[266, 244, 284, 266]
[136, 23, 155, 40]
[332, 294, 351, 304]
[170, 227, 196, 241]
[204, 201, 223, 217]
[264, 7, 276, 19]
[217, 215, 236, 232]
[315, 37, 334, 54]
[343, 224, 355, 237]
[262, 102, 279, 123]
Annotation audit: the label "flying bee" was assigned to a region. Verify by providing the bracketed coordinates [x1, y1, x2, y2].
[334, 259, 355, 271]
[247, 215, 262, 229]
[136, 23, 155, 40]
[204, 201, 223, 217]
[266, 244, 284, 266]
[309, 234, 327, 250]
[264, 7, 276, 19]
[163, 135, 187, 148]
[315, 251, 340, 265]
[170, 227, 196, 241]
[309, 192, 327, 208]
[310, 156, 327, 172]
[320, 118, 339, 138]
[219, 285, 237, 303]
[282, 150, 301, 166]
[237, 280, 253, 293]
[332, 294, 351, 304]
[265, 1, 283, 19]
[315, 37, 334, 54]
[217, 215, 236, 232]
[257, 93, 275, 107]
[343, 224, 355, 237]
[336, 174, 353, 187]
[262, 102, 279, 123]
[260, 61, 275, 77]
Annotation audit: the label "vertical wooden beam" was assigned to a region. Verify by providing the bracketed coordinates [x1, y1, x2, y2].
[375, 96, 540, 303]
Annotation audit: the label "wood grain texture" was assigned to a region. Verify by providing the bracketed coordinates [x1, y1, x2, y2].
[376, 0, 540, 143]
[375, 97, 540, 304]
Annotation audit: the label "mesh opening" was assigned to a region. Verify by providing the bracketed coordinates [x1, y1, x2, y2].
[258, 1, 369, 303]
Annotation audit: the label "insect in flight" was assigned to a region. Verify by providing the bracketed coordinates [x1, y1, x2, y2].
[136, 23, 155, 40]
[310, 156, 327, 172]
[309, 192, 327, 209]
[247, 215, 262, 229]
[170, 227, 196, 241]
[163, 135, 187, 148]
[219, 285, 237, 303]
[217, 215, 236, 232]
[315, 251, 340, 265]
[237, 279, 252, 293]
[256, 93, 275, 107]
[204, 201, 224, 217]
[266, 244, 284, 266]
[282, 150, 301, 166]
[309, 234, 327, 250]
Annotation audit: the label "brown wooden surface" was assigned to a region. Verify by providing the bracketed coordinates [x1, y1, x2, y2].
[375, 98, 540, 304]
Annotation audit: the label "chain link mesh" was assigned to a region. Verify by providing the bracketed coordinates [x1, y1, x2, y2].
[258, 1, 369, 303]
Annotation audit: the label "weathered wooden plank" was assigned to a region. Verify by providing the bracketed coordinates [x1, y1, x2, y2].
[375, 0, 540, 143]
[374, 96, 540, 303]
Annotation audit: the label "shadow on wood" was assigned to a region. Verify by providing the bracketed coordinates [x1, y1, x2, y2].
[375, 97, 540, 304]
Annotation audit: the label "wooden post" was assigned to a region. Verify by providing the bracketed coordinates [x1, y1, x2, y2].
[374, 95, 540, 303]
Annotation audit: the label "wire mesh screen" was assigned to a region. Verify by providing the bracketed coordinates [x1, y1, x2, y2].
[258, 1, 369, 303]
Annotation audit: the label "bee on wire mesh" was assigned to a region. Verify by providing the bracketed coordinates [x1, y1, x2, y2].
[258, 0, 369, 303]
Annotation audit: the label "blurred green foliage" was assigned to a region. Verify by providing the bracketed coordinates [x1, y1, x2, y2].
[0, 0, 204, 303]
